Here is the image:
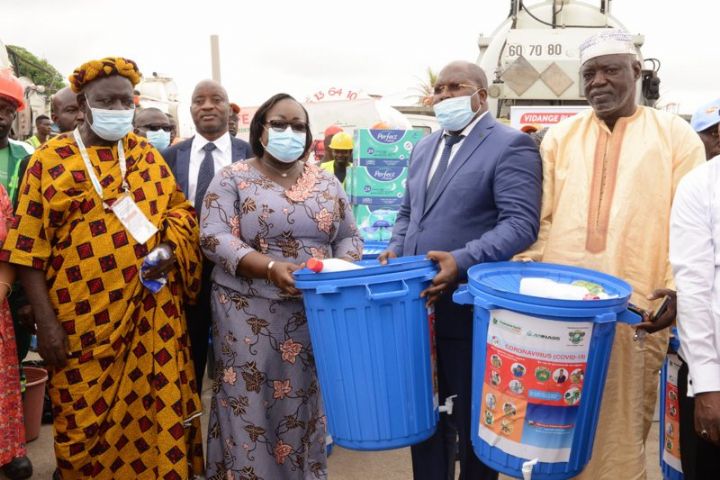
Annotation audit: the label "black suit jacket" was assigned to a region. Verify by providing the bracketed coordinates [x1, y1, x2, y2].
[162, 135, 252, 198]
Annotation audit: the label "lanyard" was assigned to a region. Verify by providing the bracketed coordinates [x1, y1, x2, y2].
[73, 128, 128, 207]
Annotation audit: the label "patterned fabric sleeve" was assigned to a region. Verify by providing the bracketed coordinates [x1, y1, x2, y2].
[0, 156, 50, 269]
[162, 183, 202, 304]
[200, 166, 257, 275]
[330, 179, 363, 260]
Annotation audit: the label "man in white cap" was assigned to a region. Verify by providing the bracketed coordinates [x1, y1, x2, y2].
[518, 30, 705, 479]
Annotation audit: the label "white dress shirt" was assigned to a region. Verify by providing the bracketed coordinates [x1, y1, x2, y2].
[188, 132, 233, 204]
[427, 111, 487, 186]
[670, 156, 720, 395]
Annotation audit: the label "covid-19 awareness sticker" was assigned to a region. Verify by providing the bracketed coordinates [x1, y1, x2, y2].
[479, 310, 593, 463]
[662, 354, 683, 474]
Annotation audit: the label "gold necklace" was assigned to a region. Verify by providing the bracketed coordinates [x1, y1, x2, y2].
[261, 158, 303, 178]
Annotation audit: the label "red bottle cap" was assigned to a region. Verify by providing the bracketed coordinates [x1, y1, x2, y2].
[307, 258, 323, 273]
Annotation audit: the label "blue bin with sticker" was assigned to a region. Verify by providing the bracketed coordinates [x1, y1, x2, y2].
[362, 241, 389, 260]
[295, 256, 438, 450]
[659, 329, 684, 480]
[453, 262, 640, 480]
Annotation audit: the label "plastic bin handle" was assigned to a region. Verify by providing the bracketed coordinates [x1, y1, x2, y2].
[617, 308, 642, 325]
[452, 284, 496, 310]
[453, 285, 473, 305]
[315, 284, 339, 295]
[365, 280, 409, 301]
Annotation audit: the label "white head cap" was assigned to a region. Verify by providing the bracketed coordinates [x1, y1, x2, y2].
[579, 29, 638, 65]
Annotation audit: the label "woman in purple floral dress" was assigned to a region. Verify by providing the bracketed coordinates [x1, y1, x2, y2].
[200, 94, 362, 480]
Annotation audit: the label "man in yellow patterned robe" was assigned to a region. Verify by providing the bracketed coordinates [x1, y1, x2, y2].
[1, 57, 204, 479]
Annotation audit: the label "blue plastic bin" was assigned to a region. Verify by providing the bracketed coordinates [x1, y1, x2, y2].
[362, 241, 389, 260]
[453, 262, 640, 480]
[295, 256, 438, 450]
[659, 329, 684, 480]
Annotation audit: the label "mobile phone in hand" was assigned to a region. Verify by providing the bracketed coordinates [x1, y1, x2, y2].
[653, 296, 671, 320]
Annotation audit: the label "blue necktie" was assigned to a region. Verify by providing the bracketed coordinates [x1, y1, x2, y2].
[195, 142, 216, 214]
[426, 134, 464, 207]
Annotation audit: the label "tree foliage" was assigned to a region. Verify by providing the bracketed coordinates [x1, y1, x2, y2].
[6, 45, 65, 93]
[412, 67, 438, 106]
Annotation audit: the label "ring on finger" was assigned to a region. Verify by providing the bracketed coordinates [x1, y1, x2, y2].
[701, 429, 710, 439]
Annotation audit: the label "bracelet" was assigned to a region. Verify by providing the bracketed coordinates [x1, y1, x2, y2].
[266, 261, 276, 281]
[0, 281, 12, 296]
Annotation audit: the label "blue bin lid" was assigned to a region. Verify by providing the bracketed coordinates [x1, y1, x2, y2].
[294, 255, 434, 286]
[466, 261, 633, 309]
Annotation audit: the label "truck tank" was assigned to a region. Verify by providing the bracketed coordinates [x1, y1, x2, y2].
[477, 0, 659, 120]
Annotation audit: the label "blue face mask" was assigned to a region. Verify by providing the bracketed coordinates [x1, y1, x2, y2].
[145, 129, 171, 150]
[88, 106, 135, 141]
[264, 127, 306, 163]
[433, 92, 480, 132]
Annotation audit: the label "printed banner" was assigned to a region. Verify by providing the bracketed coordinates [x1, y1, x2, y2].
[662, 354, 683, 473]
[478, 309, 593, 463]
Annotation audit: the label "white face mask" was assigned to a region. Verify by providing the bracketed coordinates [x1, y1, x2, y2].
[433, 91, 480, 132]
[263, 127, 306, 163]
[145, 129, 171, 150]
[88, 106, 135, 141]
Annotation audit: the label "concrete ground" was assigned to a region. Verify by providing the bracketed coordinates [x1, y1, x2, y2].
[10, 371, 663, 480]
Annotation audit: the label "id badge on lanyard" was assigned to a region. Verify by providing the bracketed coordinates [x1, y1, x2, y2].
[73, 129, 158, 244]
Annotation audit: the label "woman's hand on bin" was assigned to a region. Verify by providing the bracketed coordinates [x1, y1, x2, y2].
[421, 251, 458, 307]
[269, 261, 304, 296]
[377, 250, 397, 265]
[634, 289, 676, 334]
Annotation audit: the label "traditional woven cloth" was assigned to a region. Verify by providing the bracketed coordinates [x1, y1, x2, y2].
[1, 132, 204, 479]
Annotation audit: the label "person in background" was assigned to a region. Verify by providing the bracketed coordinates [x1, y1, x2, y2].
[167, 113, 179, 145]
[517, 30, 705, 480]
[163, 80, 252, 388]
[26, 115, 53, 148]
[133, 107, 172, 151]
[0, 68, 33, 480]
[50, 87, 84, 133]
[529, 127, 549, 148]
[228, 102, 241, 138]
[0, 72, 36, 402]
[669, 137, 720, 479]
[320, 131, 353, 185]
[200, 92, 362, 479]
[690, 99, 720, 160]
[380, 60, 542, 480]
[322, 124, 343, 163]
[3, 57, 204, 479]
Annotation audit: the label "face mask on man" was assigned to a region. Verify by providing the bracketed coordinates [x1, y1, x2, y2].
[433, 91, 481, 132]
[88, 105, 135, 141]
[263, 127, 306, 163]
[145, 129, 171, 151]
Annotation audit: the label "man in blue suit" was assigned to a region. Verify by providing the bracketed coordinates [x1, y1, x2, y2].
[380, 61, 542, 480]
[163, 79, 251, 387]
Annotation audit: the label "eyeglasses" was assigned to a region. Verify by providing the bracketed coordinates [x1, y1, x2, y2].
[265, 120, 308, 133]
[139, 125, 173, 132]
[432, 83, 480, 95]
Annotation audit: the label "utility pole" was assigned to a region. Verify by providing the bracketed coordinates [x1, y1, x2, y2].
[210, 35, 221, 83]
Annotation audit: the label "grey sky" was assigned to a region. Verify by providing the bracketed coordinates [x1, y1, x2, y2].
[3, 0, 718, 113]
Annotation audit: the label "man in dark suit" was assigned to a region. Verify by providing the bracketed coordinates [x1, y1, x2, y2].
[380, 61, 542, 480]
[163, 79, 251, 387]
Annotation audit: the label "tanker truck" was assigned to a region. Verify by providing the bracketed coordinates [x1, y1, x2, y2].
[477, 0, 661, 129]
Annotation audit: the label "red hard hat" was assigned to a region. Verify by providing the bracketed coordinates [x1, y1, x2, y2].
[324, 124, 343, 137]
[0, 69, 25, 111]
